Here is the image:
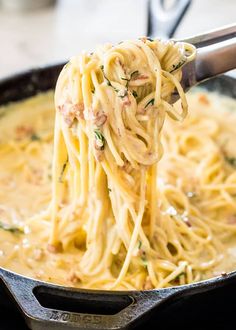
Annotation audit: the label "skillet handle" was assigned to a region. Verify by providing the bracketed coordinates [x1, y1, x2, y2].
[0, 268, 180, 330]
[2, 268, 236, 329]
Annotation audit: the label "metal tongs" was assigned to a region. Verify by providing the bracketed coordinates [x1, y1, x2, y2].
[147, 0, 236, 101]
[177, 24, 236, 97]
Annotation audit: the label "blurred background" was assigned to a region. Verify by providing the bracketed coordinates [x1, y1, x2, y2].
[0, 0, 236, 79]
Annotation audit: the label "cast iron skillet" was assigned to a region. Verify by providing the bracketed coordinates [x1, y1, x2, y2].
[0, 64, 235, 330]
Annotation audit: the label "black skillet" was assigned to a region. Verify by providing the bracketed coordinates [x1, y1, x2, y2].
[0, 64, 235, 330]
[0, 0, 236, 328]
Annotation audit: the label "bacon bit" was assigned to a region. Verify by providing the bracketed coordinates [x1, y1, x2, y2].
[25, 170, 42, 185]
[138, 249, 146, 259]
[143, 276, 153, 290]
[74, 103, 85, 119]
[94, 147, 104, 162]
[58, 104, 74, 127]
[47, 242, 63, 254]
[121, 160, 132, 173]
[58, 102, 84, 127]
[93, 112, 107, 127]
[198, 94, 210, 105]
[67, 271, 81, 284]
[35, 272, 43, 280]
[132, 74, 149, 81]
[137, 107, 146, 115]
[180, 212, 192, 227]
[33, 248, 44, 261]
[122, 96, 131, 107]
[185, 221, 192, 227]
[140, 37, 147, 43]
[30, 168, 43, 184]
[228, 215, 236, 224]
[15, 125, 34, 140]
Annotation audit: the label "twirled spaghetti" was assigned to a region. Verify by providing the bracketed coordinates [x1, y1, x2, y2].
[50, 38, 197, 289]
[1, 39, 236, 291]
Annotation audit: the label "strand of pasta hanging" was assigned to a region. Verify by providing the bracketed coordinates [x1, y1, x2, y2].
[2, 87, 236, 289]
[51, 38, 196, 289]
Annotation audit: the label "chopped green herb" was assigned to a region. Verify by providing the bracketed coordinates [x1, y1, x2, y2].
[145, 98, 154, 108]
[121, 77, 129, 88]
[138, 243, 148, 268]
[130, 70, 140, 80]
[30, 133, 41, 141]
[59, 158, 68, 183]
[170, 59, 186, 73]
[108, 188, 112, 192]
[100, 65, 110, 84]
[121, 70, 140, 89]
[0, 221, 23, 234]
[146, 37, 154, 42]
[140, 256, 148, 268]
[225, 156, 236, 168]
[100, 66, 120, 91]
[94, 129, 106, 150]
[174, 272, 185, 281]
[132, 90, 138, 98]
[138, 240, 142, 249]
[121, 77, 129, 82]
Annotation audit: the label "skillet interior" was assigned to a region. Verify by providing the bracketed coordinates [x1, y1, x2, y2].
[0, 67, 235, 330]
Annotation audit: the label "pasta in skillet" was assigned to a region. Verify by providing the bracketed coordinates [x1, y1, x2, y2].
[3, 38, 236, 290]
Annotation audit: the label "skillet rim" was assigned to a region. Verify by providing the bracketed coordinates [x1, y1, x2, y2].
[0, 64, 235, 293]
[0, 65, 236, 330]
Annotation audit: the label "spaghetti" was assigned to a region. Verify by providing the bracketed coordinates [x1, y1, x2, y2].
[52, 38, 197, 289]
[1, 39, 236, 291]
